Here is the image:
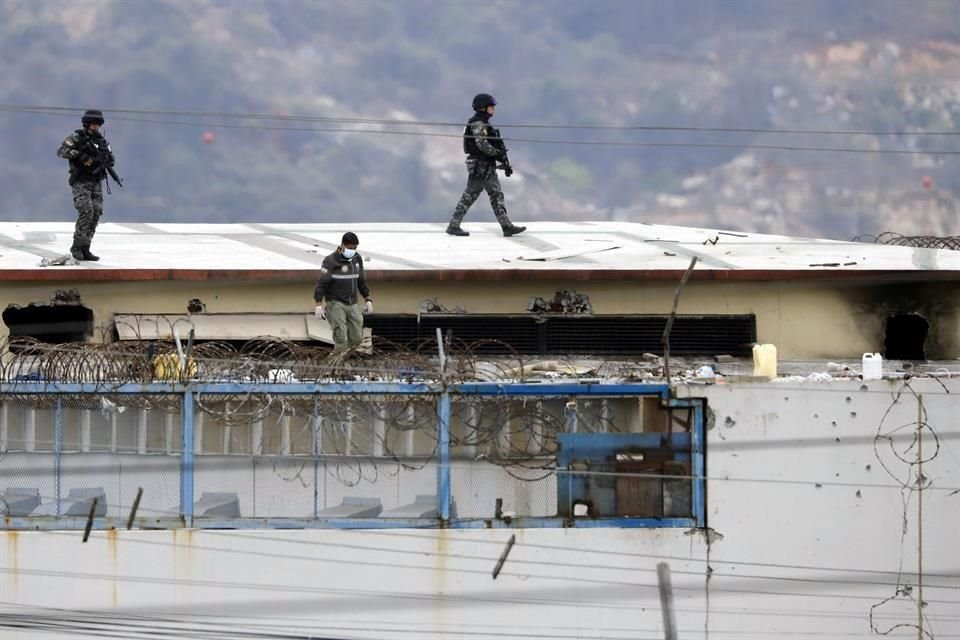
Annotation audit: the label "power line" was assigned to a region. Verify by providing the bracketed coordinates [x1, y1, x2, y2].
[2, 566, 959, 618]
[10, 495, 959, 592]
[9, 533, 959, 606]
[5, 599, 953, 634]
[7, 501, 959, 586]
[47, 527, 960, 594]
[2, 105, 958, 155]
[3, 103, 960, 137]
[343, 530, 960, 583]
[3, 604, 958, 640]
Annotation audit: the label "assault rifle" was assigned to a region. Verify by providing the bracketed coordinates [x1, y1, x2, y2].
[71, 136, 124, 193]
[102, 162, 123, 189]
[490, 129, 514, 177]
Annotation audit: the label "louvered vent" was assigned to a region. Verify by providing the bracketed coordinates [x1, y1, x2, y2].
[365, 314, 755, 356]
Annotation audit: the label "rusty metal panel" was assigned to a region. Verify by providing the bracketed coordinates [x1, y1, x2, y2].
[615, 452, 672, 517]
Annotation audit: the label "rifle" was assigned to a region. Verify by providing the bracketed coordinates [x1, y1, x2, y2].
[490, 128, 514, 177]
[73, 136, 124, 193]
[104, 164, 124, 189]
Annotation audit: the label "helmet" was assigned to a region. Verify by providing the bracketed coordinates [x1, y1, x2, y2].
[471, 93, 497, 112]
[81, 109, 105, 126]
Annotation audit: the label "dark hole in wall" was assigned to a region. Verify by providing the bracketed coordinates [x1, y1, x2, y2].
[3, 304, 94, 348]
[884, 314, 928, 360]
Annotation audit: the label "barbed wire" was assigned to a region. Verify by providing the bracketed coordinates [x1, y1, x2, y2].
[0, 332, 525, 388]
[0, 333, 668, 480]
[852, 232, 960, 251]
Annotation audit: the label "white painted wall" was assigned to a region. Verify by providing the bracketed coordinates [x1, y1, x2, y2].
[2, 378, 958, 640]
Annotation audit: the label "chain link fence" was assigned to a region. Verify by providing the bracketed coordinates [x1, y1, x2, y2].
[0, 384, 702, 528]
[0, 394, 182, 520]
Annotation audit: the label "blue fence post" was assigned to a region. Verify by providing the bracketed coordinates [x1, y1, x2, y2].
[180, 388, 195, 526]
[564, 399, 577, 517]
[54, 397, 62, 517]
[692, 401, 706, 527]
[312, 396, 319, 519]
[437, 392, 452, 522]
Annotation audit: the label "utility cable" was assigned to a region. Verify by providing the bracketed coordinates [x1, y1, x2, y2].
[2, 103, 960, 136]
[1, 105, 957, 155]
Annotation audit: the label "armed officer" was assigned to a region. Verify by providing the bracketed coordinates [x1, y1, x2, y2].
[446, 94, 526, 237]
[56, 109, 121, 261]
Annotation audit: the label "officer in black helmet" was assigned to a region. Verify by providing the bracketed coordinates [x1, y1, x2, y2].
[56, 109, 119, 261]
[446, 93, 526, 237]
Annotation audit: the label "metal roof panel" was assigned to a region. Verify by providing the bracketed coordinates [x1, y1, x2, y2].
[0, 221, 955, 281]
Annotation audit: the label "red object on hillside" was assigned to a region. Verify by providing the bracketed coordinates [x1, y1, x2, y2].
[202, 131, 216, 144]
[922, 175, 934, 189]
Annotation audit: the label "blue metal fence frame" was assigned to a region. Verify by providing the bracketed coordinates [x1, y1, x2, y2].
[0, 382, 704, 530]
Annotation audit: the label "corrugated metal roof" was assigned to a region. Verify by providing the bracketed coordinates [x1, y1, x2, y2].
[0, 221, 956, 282]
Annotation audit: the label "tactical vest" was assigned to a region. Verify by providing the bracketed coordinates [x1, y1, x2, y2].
[463, 114, 495, 157]
[69, 130, 112, 185]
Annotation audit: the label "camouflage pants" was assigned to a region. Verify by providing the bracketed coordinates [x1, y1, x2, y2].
[449, 160, 511, 228]
[326, 299, 364, 349]
[71, 181, 103, 246]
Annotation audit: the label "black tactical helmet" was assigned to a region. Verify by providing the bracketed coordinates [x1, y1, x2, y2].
[81, 109, 105, 126]
[472, 93, 497, 112]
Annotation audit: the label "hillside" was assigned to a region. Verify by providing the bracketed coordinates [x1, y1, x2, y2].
[1, 0, 958, 239]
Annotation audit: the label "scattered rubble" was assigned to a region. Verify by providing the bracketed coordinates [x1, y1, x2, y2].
[527, 290, 593, 315]
[420, 298, 467, 314]
[51, 289, 82, 304]
[38, 254, 79, 267]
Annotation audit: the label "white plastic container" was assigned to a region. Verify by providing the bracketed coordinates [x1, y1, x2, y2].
[862, 353, 883, 380]
[753, 343, 777, 378]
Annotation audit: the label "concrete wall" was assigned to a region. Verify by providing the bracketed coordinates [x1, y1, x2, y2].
[2, 277, 958, 358]
[2, 379, 957, 639]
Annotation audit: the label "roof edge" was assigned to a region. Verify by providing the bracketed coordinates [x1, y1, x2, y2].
[1, 268, 957, 284]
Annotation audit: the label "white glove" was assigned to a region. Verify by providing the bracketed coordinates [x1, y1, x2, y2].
[314, 304, 326, 320]
[363, 299, 373, 314]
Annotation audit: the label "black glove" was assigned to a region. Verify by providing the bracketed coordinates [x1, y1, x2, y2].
[504, 165, 514, 177]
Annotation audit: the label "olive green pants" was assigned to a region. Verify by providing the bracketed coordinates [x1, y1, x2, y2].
[326, 299, 364, 349]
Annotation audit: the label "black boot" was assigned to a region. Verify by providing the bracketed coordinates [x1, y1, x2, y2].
[446, 225, 470, 237]
[82, 246, 100, 261]
[70, 245, 85, 261]
[502, 225, 527, 237]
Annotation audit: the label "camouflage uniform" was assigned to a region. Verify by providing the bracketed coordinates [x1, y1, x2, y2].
[449, 117, 516, 231]
[68, 181, 103, 247]
[451, 155, 510, 229]
[57, 128, 112, 251]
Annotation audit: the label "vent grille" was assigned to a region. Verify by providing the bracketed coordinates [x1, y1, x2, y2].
[365, 314, 755, 356]
[364, 314, 419, 348]
[421, 315, 540, 355]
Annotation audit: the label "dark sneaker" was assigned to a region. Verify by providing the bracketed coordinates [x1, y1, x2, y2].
[70, 246, 85, 261]
[502, 225, 527, 237]
[82, 247, 100, 261]
[446, 225, 470, 237]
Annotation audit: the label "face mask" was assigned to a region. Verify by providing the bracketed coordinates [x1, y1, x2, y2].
[342, 248, 357, 259]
